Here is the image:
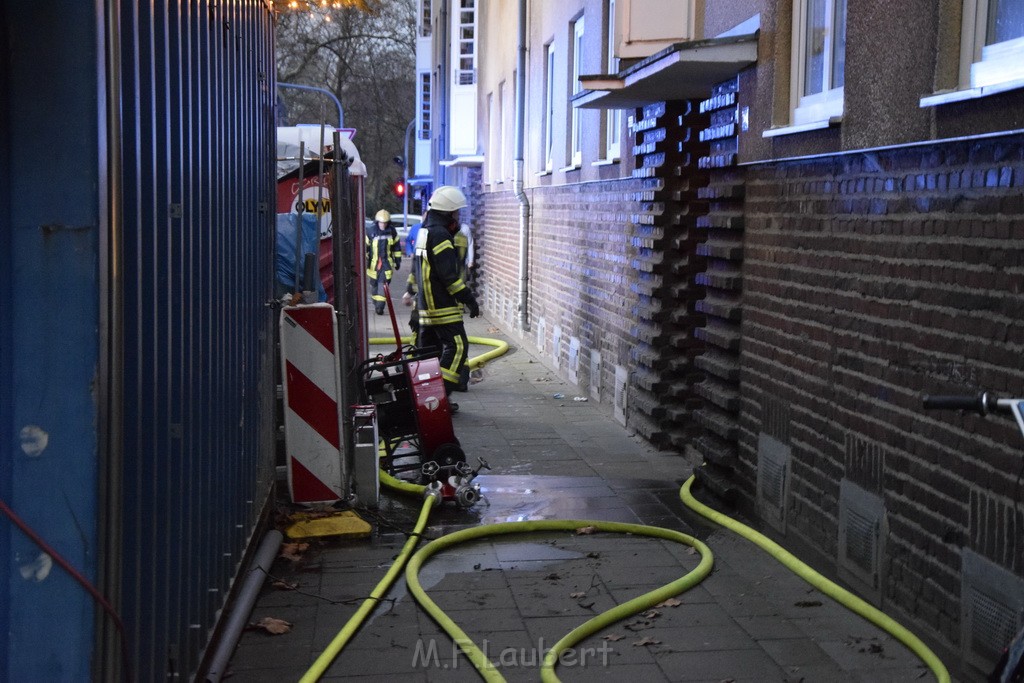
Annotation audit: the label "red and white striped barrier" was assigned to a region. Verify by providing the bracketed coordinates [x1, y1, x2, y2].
[280, 303, 345, 504]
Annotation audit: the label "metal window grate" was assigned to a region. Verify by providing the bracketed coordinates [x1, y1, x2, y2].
[968, 588, 1019, 660]
[838, 479, 885, 597]
[757, 434, 790, 531]
[614, 365, 628, 426]
[843, 507, 877, 576]
[590, 350, 602, 401]
[962, 549, 1024, 673]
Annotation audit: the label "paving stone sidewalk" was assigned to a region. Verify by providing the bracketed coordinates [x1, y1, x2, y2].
[225, 294, 942, 682]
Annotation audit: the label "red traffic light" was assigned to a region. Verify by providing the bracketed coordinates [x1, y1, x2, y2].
[393, 180, 406, 197]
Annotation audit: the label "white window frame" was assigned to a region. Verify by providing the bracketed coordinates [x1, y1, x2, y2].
[543, 42, 556, 172]
[602, 0, 621, 161]
[457, 0, 477, 85]
[961, 0, 1024, 88]
[417, 72, 431, 141]
[790, 0, 846, 126]
[486, 91, 495, 183]
[498, 80, 507, 183]
[570, 16, 585, 167]
[420, 0, 431, 38]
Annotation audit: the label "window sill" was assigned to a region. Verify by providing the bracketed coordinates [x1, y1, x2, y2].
[920, 77, 1024, 107]
[558, 164, 582, 173]
[591, 158, 620, 167]
[535, 170, 553, 177]
[762, 116, 842, 138]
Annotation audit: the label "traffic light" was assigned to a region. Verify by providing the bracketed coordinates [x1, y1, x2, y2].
[393, 179, 406, 197]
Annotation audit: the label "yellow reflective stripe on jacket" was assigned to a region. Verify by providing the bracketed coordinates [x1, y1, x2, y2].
[446, 278, 467, 296]
[432, 240, 453, 256]
[418, 306, 462, 326]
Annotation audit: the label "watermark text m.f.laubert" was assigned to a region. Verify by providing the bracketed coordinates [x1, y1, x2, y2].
[411, 637, 613, 670]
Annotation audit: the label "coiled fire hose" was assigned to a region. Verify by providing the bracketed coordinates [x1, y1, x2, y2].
[404, 520, 714, 683]
[303, 334, 949, 683]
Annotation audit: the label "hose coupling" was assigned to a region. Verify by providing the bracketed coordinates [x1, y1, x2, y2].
[424, 481, 444, 507]
[454, 482, 481, 508]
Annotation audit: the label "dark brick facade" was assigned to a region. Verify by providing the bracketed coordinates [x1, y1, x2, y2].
[474, 177, 649, 408]
[741, 134, 1024, 647]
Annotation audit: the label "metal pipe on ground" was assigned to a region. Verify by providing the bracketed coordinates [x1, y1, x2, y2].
[203, 530, 284, 682]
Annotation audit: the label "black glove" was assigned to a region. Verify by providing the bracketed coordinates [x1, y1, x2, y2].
[467, 299, 480, 318]
[395, 259, 402, 271]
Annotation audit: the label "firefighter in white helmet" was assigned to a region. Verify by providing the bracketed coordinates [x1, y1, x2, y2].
[413, 186, 480, 410]
[366, 209, 401, 315]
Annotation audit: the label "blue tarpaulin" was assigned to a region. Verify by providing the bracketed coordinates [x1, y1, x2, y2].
[276, 213, 327, 301]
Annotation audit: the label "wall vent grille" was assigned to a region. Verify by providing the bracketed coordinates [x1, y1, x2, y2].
[962, 549, 1024, 674]
[757, 434, 789, 532]
[614, 365, 628, 426]
[838, 479, 885, 601]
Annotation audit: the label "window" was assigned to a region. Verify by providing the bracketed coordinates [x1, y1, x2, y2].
[570, 16, 585, 166]
[420, 0, 431, 38]
[498, 81, 506, 182]
[418, 73, 431, 140]
[791, 0, 847, 125]
[505, 78, 515, 180]
[961, 0, 1024, 88]
[457, 0, 477, 85]
[486, 91, 496, 182]
[544, 42, 555, 172]
[603, 0, 621, 160]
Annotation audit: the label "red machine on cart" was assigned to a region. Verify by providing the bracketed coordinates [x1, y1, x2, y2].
[358, 284, 487, 507]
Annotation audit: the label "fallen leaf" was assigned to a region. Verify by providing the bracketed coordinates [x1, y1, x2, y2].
[655, 598, 682, 608]
[578, 600, 595, 609]
[632, 637, 661, 647]
[271, 580, 298, 591]
[279, 543, 309, 562]
[570, 592, 587, 599]
[602, 634, 624, 642]
[545, 572, 561, 581]
[586, 551, 601, 559]
[575, 526, 597, 535]
[794, 600, 823, 608]
[642, 609, 662, 619]
[624, 620, 653, 631]
[253, 617, 292, 635]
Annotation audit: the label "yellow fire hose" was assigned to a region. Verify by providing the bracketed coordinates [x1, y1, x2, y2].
[679, 475, 950, 683]
[299, 494, 436, 683]
[368, 335, 510, 370]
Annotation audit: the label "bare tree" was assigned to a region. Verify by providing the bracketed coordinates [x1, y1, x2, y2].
[275, 0, 416, 214]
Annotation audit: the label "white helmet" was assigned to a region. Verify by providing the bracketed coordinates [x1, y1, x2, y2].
[375, 209, 391, 222]
[427, 185, 468, 213]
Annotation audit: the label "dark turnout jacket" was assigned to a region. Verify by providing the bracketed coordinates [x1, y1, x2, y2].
[412, 212, 477, 326]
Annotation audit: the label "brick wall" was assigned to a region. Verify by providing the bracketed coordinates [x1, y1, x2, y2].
[742, 135, 1024, 646]
[475, 177, 650, 409]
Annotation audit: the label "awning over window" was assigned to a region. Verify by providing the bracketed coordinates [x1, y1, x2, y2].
[573, 33, 758, 110]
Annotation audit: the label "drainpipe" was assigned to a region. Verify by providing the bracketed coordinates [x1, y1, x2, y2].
[437, 0, 449, 185]
[514, 0, 531, 332]
[204, 531, 284, 682]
